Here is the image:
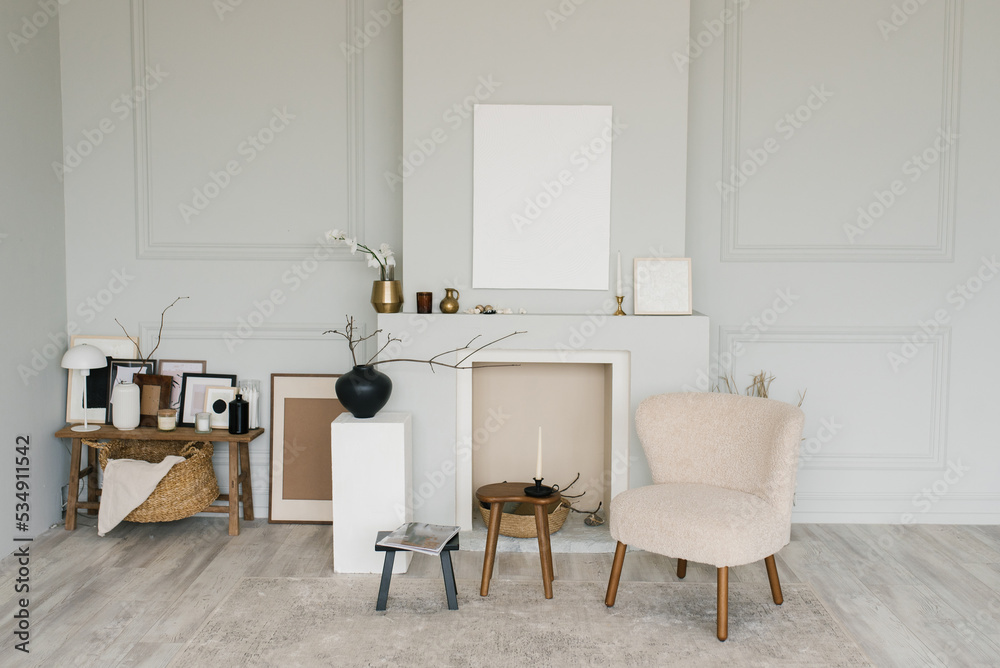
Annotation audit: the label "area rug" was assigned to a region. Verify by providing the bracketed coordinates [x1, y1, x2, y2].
[171, 577, 872, 667]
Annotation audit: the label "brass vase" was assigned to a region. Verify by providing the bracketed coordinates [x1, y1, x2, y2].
[371, 280, 403, 313]
[440, 288, 460, 314]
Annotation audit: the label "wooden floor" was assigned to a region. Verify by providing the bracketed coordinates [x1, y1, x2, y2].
[1, 516, 999, 667]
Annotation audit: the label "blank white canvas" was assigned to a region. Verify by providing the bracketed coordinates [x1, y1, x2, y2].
[473, 105, 613, 290]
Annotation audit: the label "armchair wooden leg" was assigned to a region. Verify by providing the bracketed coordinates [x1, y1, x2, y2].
[717, 566, 728, 642]
[764, 554, 783, 605]
[676, 558, 687, 579]
[605, 541, 627, 607]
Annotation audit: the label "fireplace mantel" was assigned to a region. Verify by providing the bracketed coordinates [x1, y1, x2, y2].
[376, 313, 709, 526]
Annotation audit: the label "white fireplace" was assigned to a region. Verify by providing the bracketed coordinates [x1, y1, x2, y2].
[376, 313, 710, 529]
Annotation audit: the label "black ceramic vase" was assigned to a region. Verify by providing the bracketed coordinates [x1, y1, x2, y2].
[335, 365, 392, 419]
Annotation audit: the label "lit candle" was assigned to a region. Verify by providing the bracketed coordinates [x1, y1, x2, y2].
[535, 427, 543, 480]
[616, 251, 623, 296]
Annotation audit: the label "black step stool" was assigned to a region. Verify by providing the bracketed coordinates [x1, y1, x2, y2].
[375, 531, 460, 611]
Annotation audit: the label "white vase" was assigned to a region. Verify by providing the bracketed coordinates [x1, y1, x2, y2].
[111, 382, 141, 431]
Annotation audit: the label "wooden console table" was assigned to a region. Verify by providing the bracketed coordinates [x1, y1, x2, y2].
[55, 425, 265, 536]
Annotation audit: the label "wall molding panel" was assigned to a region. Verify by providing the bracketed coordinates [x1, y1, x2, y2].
[138, 321, 339, 348]
[793, 492, 1000, 524]
[132, 0, 366, 260]
[139, 321, 349, 506]
[720, 0, 963, 262]
[719, 326, 951, 469]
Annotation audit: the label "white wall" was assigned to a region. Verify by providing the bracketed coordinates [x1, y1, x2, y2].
[1, 0, 69, 555]
[686, 0, 1000, 522]
[57, 0, 404, 513]
[42, 0, 1000, 530]
[401, 0, 691, 315]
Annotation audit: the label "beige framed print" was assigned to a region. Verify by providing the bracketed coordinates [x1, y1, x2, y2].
[269, 374, 345, 524]
[633, 258, 693, 315]
[204, 386, 238, 429]
[158, 359, 207, 409]
[65, 335, 139, 424]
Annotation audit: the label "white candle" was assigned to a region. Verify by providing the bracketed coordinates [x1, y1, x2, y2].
[535, 427, 543, 479]
[195, 412, 211, 433]
[616, 251, 623, 296]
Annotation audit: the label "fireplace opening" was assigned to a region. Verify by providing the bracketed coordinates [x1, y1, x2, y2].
[471, 362, 611, 514]
[455, 349, 630, 552]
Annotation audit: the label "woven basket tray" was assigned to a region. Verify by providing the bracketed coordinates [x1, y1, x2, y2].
[85, 439, 219, 523]
[478, 499, 571, 538]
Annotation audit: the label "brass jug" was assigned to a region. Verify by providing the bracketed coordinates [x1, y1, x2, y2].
[440, 288, 460, 314]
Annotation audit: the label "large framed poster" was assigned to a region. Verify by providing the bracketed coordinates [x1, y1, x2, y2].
[269, 374, 345, 523]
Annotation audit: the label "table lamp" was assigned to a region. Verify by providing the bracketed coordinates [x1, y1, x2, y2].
[61, 344, 108, 432]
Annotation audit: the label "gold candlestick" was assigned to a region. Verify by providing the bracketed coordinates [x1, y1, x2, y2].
[613, 295, 625, 316]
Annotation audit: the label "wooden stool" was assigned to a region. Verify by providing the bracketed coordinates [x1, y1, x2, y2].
[374, 531, 459, 611]
[476, 482, 562, 599]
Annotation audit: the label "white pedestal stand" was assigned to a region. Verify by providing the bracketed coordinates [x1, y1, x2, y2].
[331, 412, 412, 574]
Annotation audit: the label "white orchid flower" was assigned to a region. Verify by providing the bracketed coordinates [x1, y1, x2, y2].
[367, 252, 385, 269]
[386, 255, 396, 266]
[327, 229, 344, 241]
[343, 238, 358, 254]
[379, 243, 393, 257]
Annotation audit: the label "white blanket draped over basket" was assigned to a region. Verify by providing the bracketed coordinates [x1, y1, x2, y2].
[98, 456, 185, 536]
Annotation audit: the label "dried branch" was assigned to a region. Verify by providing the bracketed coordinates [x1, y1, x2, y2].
[114, 319, 141, 360]
[558, 472, 581, 494]
[366, 357, 519, 372]
[324, 315, 526, 371]
[365, 335, 403, 366]
[143, 297, 188, 366]
[456, 331, 526, 366]
[568, 500, 603, 515]
[323, 316, 384, 367]
[115, 296, 188, 369]
[429, 335, 482, 364]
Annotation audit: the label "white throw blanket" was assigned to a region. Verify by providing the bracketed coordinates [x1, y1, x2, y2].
[98, 456, 185, 536]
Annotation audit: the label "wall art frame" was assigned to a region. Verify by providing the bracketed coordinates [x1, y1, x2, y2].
[178, 373, 236, 428]
[204, 386, 238, 429]
[135, 373, 172, 427]
[65, 335, 139, 424]
[269, 373, 345, 524]
[633, 257, 693, 315]
[158, 359, 207, 409]
[472, 104, 614, 290]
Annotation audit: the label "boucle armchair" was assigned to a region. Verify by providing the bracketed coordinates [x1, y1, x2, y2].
[605, 392, 805, 641]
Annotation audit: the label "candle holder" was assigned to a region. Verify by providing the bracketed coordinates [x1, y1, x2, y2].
[613, 296, 625, 316]
[524, 478, 556, 498]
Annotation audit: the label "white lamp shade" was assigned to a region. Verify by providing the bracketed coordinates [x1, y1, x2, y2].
[61, 344, 109, 370]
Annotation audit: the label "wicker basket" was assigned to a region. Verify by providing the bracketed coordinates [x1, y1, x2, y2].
[478, 499, 571, 538]
[85, 439, 219, 523]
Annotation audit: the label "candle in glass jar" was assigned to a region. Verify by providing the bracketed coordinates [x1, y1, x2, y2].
[195, 412, 211, 433]
[157, 409, 176, 431]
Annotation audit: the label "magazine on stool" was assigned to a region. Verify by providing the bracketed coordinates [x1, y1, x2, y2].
[377, 522, 460, 555]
